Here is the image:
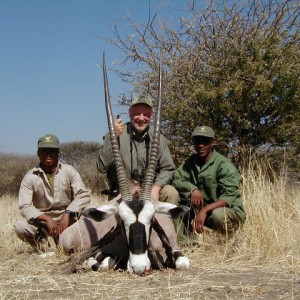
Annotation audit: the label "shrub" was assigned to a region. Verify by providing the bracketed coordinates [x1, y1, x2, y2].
[0, 153, 38, 196]
[0, 141, 108, 197]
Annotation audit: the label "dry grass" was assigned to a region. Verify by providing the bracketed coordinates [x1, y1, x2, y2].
[0, 165, 299, 299]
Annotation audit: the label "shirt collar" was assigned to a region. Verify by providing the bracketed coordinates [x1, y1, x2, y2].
[128, 122, 150, 142]
[34, 161, 62, 174]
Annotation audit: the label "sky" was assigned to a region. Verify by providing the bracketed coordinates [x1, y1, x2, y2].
[0, 0, 191, 155]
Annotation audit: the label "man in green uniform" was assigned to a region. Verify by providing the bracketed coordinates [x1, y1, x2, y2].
[173, 125, 246, 242]
[97, 95, 179, 204]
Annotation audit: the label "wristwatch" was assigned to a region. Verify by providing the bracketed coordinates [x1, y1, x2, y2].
[65, 210, 74, 216]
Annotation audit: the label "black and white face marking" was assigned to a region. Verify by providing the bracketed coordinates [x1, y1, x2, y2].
[82, 203, 119, 222]
[129, 222, 147, 254]
[118, 199, 155, 274]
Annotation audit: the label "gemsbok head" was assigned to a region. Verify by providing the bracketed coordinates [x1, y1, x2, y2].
[83, 52, 190, 275]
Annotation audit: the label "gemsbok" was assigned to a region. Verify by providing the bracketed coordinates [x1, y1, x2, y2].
[58, 53, 191, 275]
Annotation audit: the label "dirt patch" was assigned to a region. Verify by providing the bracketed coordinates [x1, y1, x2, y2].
[0, 245, 299, 300]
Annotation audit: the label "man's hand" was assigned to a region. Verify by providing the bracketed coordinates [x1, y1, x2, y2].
[37, 213, 69, 238]
[114, 118, 123, 137]
[193, 207, 208, 233]
[56, 213, 70, 236]
[43, 217, 58, 236]
[192, 199, 228, 233]
[191, 189, 204, 209]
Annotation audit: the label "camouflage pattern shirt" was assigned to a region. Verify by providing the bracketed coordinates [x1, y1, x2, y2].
[97, 123, 175, 189]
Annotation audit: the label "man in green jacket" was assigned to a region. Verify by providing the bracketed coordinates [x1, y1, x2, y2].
[173, 125, 246, 241]
[97, 95, 179, 204]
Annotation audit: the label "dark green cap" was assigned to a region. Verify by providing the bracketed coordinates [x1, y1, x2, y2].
[38, 134, 60, 148]
[192, 126, 215, 138]
[130, 95, 153, 108]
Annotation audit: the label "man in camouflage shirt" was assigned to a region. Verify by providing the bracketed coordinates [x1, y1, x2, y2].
[173, 125, 246, 241]
[97, 95, 179, 204]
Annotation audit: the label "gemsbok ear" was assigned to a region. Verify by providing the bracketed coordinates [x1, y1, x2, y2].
[155, 202, 190, 219]
[83, 203, 119, 222]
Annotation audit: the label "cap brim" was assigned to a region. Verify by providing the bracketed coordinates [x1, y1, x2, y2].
[192, 134, 214, 138]
[38, 144, 59, 148]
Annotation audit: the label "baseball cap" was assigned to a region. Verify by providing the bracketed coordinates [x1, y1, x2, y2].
[192, 126, 215, 138]
[38, 134, 60, 149]
[130, 95, 153, 108]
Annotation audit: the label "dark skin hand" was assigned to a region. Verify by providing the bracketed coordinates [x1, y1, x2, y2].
[37, 213, 70, 238]
[193, 199, 228, 233]
[191, 189, 205, 209]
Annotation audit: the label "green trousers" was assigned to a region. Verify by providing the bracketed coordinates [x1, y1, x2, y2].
[175, 204, 244, 245]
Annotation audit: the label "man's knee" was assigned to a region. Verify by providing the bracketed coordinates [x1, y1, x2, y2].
[14, 218, 39, 245]
[208, 208, 241, 234]
[159, 185, 179, 204]
[14, 219, 30, 237]
[211, 208, 227, 225]
[204, 208, 228, 233]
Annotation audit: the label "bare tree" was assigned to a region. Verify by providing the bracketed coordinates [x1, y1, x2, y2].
[104, 0, 300, 168]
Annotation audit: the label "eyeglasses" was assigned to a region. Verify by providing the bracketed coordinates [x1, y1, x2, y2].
[39, 148, 59, 154]
[192, 136, 214, 145]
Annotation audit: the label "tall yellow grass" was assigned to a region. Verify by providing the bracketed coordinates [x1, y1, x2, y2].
[239, 159, 300, 268]
[0, 161, 299, 269]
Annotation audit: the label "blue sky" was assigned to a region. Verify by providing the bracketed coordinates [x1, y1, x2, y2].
[0, 0, 191, 155]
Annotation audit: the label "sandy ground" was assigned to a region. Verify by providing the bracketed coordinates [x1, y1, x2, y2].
[0, 241, 299, 300]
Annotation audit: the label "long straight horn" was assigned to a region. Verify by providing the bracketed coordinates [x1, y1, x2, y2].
[102, 52, 132, 201]
[140, 51, 163, 202]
